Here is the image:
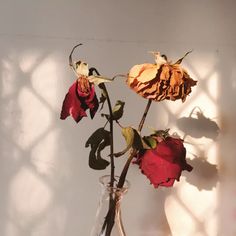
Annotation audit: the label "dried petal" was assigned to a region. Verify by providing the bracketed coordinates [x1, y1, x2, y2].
[60, 79, 99, 123]
[127, 52, 197, 102]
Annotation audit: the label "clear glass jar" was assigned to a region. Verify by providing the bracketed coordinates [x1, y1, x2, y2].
[90, 175, 130, 236]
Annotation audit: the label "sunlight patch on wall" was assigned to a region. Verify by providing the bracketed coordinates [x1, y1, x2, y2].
[230, 67, 236, 90]
[207, 72, 219, 101]
[1, 59, 16, 98]
[5, 221, 19, 236]
[17, 87, 52, 150]
[31, 129, 59, 177]
[9, 167, 52, 229]
[162, 54, 219, 236]
[165, 194, 197, 236]
[19, 51, 41, 73]
[31, 56, 59, 110]
[165, 182, 218, 236]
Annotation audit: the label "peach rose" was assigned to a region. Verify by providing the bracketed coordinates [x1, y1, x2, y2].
[127, 52, 197, 102]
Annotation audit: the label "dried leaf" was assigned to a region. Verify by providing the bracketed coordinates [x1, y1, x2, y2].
[99, 90, 107, 111]
[75, 61, 89, 76]
[102, 100, 125, 121]
[122, 127, 135, 148]
[87, 75, 114, 85]
[69, 43, 83, 67]
[114, 127, 150, 157]
[174, 50, 192, 64]
[85, 128, 110, 170]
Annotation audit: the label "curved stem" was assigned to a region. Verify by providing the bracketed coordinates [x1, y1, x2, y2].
[69, 43, 83, 77]
[89, 67, 115, 186]
[100, 83, 115, 185]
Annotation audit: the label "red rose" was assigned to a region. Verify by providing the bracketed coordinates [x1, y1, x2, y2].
[136, 137, 193, 188]
[60, 77, 99, 123]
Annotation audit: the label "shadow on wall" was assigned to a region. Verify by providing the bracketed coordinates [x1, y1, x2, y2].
[138, 106, 220, 236]
[177, 106, 220, 141]
[0, 51, 57, 236]
[0, 49, 82, 236]
[0, 44, 228, 236]
[0, 46, 109, 236]
[177, 106, 219, 191]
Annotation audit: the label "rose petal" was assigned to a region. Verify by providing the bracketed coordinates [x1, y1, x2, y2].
[126, 53, 197, 102]
[60, 81, 87, 123]
[60, 80, 99, 123]
[136, 137, 193, 188]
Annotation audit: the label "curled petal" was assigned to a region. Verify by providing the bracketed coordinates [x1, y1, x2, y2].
[127, 52, 197, 102]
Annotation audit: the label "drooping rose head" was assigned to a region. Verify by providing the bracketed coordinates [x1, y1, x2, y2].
[60, 61, 99, 123]
[127, 52, 197, 102]
[135, 136, 193, 188]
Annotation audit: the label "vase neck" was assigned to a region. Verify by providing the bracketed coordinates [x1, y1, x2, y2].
[90, 175, 130, 236]
[99, 175, 130, 196]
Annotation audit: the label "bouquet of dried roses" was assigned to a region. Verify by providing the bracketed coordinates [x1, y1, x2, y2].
[60, 44, 197, 236]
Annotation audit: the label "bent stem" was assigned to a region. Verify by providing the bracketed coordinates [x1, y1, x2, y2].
[103, 99, 152, 236]
[89, 67, 115, 186]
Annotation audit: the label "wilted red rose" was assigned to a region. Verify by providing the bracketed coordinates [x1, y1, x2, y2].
[60, 76, 99, 123]
[136, 137, 193, 188]
[127, 52, 197, 102]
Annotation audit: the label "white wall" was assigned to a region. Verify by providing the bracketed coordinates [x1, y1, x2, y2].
[0, 0, 236, 235]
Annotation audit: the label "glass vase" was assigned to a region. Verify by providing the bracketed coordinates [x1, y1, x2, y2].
[90, 175, 130, 236]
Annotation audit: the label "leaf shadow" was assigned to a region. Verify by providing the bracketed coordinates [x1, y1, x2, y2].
[176, 106, 220, 140]
[184, 155, 219, 191]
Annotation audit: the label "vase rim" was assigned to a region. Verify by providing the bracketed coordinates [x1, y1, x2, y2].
[99, 175, 130, 191]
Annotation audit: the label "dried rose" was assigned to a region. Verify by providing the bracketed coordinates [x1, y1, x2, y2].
[60, 61, 99, 123]
[136, 137, 193, 188]
[127, 52, 197, 102]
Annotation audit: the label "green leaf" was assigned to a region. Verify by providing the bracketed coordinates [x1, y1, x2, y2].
[85, 128, 110, 170]
[174, 50, 192, 64]
[112, 100, 125, 120]
[113, 127, 148, 157]
[132, 129, 145, 150]
[113, 127, 135, 157]
[142, 136, 157, 149]
[102, 100, 125, 122]
[122, 127, 135, 148]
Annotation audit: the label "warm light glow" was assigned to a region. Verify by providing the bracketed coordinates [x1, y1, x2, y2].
[1, 59, 15, 98]
[31, 129, 59, 176]
[159, 55, 219, 236]
[31, 56, 60, 109]
[9, 167, 52, 227]
[17, 87, 52, 150]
